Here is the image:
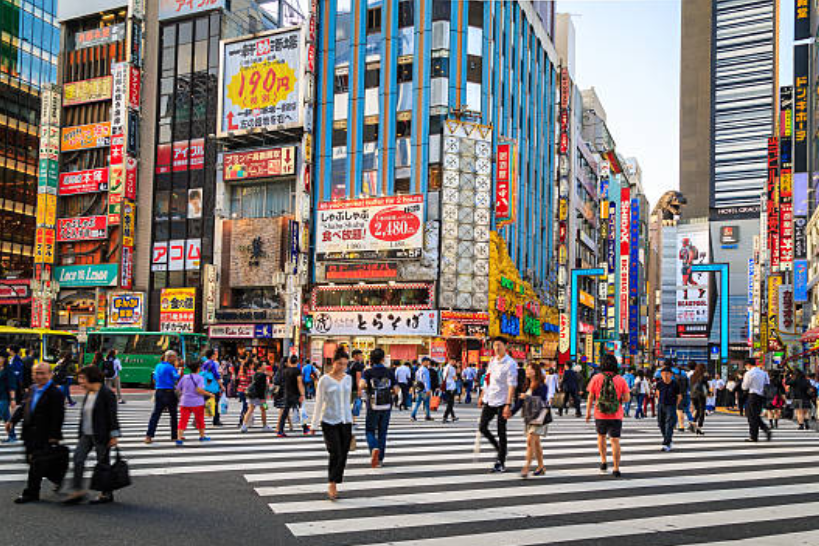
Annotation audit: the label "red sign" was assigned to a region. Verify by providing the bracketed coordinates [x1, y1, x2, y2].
[172, 140, 205, 172]
[57, 215, 108, 242]
[223, 147, 296, 181]
[128, 66, 141, 109]
[781, 202, 794, 265]
[59, 168, 109, 195]
[560, 67, 570, 109]
[110, 134, 125, 165]
[370, 208, 421, 242]
[156, 143, 172, 174]
[125, 157, 138, 200]
[0, 279, 30, 305]
[326, 263, 398, 281]
[495, 143, 512, 221]
[767, 137, 780, 269]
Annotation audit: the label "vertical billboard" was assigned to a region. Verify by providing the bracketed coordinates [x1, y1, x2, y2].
[794, 44, 809, 173]
[218, 28, 304, 136]
[628, 198, 640, 355]
[676, 226, 710, 326]
[619, 185, 630, 333]
[159, 288, 196, 333]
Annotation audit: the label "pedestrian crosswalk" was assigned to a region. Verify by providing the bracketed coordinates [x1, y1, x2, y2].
[241, 407, 819, 546]
[2, 401, 819, 545]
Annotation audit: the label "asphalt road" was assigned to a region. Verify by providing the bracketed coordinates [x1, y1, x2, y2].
[2, 394, 819, 546]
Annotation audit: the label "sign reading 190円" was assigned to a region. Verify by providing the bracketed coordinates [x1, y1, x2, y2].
[316, 195, 425, 261]
[219, 28, 303, 136]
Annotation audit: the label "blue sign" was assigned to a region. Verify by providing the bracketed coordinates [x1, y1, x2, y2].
[795, 259, 808, 303]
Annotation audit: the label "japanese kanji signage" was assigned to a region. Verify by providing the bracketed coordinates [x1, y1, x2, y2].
[160, 287, 197, 333]
[619, 186, 630, 333]
[59, 168, 109, 195]
[159, 0, 225, 21]
[495, 143, 515, 224]
[316, 195, 424, 261]
[63, 76, 112, 106]
[325, 263, 398, 281]
[61, 122, 111, 151]
[75, 24, 125, 49]
[223, 146, 296, 181]
[795, 0, 811, 41]
[794, 44, 808, 173]
[310, 310, 439, 337]
[219, 28, 303, 136]
[57, 215, 108, 242]
[108, 292, 144, 328]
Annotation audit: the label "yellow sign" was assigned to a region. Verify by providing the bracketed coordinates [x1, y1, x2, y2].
[33, 227, 55, 264]
[61, 122, 111, 152]
[63, 76, 113, 106]
[579, 290, 595, 309]
[36, 193, 56, 228]
[768, 274, 782, 321]
[226, 60, 297, 111]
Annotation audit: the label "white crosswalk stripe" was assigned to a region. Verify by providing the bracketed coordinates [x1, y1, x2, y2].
[2, 400, 819, 546]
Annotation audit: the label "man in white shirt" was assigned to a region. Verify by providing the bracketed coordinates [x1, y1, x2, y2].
[410, 359, 433, 422]
[478, 337, 517, 473]
[461, 365, 477, 404]
[742, 360, 772, 442]
[394, 361, 412, 410]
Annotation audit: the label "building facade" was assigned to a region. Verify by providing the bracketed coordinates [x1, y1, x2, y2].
[0, 0, 59, 325]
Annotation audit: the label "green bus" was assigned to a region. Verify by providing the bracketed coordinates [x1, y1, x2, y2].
[83, 329, 208, 384]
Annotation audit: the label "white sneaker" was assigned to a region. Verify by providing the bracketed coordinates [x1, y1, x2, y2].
[668, 442, 673, 451]
[662, 445, 670, 452]
[263, 425, 273, 432]
[240, 425, 248, 433]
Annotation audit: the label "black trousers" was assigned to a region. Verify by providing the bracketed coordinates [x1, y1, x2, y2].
[146, 389, 178, 440]
[443, 390, 456, 420]
[399, 383, 411, 409]
[692, 396, 706, 428]
[23, 449, 47, 498]
[479, 405, 508, 464]
[321, 422, 353, 484]
[561, 389, 582, 415]
[747, 393, 770, 441]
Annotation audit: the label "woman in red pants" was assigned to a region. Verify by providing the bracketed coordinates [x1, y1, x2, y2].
[176, 360, 216, 445]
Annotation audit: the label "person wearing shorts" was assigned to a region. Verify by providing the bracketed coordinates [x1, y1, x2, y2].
[586, 354, 630, 478]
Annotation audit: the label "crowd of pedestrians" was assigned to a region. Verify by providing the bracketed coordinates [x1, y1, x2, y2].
[3, 336, 819, 505]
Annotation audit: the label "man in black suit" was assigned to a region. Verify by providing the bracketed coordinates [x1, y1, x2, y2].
[6, 362, 65, 503]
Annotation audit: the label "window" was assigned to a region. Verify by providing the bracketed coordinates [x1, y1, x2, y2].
[398, 1, 414, 27]
[334, 72, 349, 93]
[367, 7, 382, 34]
[332, 127, 348, 147]
[467, 55, 482, 83]
[432, 0, 450, 21]
[365, 67, 380, 88]
[396, 119, 411, 138]
[230, 182, 293, 219]
[468, 0, 484, 27]
[432, 57, 449, 77]
[397, 62, 412, 83]
[363, 123, 379, 143]
[395, 177, 411, 193]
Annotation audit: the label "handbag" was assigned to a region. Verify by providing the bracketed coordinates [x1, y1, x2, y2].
[552, 392, 566, 409]
[31, 444, 69, 485]
[351, 397, 362, 417]
[430, 395, 441, 411]
[530, 406, 553, 426]
[349, 434, 357, 452]
[91, 447, 131, 492]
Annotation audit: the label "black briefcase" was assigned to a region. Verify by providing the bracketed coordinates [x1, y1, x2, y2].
[31, 444, 69, 485]
[91, 447, 131, 492]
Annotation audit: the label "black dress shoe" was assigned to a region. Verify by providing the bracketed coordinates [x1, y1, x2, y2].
[89, 494, 113, 505]
[14, 495, 39, 504]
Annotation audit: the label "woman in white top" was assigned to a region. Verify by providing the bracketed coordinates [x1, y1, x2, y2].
[442, 359, 459, 423]
[311, 347, 353, 500]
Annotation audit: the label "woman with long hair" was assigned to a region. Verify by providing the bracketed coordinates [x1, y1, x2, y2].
[689, 363, 708, 435]
[788, 369, 813, 430]
[520, 361, 550, 478]
[311, 348, 354, 500]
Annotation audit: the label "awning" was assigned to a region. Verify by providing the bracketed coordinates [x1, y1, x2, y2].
[801, 328, 819, 343]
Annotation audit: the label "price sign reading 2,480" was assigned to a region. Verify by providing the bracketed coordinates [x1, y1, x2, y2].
[370, 205, 422, 243]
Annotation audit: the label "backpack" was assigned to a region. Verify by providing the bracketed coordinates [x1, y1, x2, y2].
[676, 372, 690, 394]
[691, 380, 708, 400]
[200, 368, 219, 394]
[369, 374, 393, 410]
[428, 368, 440, 391]
[763, 383, 778, 402]
[102, 358, 116, 379]
[596, 373, 620, 415]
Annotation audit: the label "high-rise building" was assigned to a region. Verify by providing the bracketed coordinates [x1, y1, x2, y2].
[680, 0, 777, 219]
[309, 1, 562, 363]
[0, 0, 60, 325]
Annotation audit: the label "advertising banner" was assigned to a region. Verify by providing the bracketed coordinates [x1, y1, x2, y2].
[795, 0, 811, 41]
[768, 274, 783, 351]
[172, 139, 205, 171]
[159, 0, 224, 21]
[121, 201, 136, 247]
[794, 44, 808, 172]
[160, 288, 196, 333]
[219, 29, 303, 136]
[223, 146, 296, 181]
[495, 143, 515, 223]
[316, 195, 424, 260]
[767, 137, 780, 270]
[795, 259, 808, 303]
[676, 226, 710, 324]
[36, 193, 56, 227]
[309, 310, 439, 337]
[108, 292, 144, 328]
[33, 228, 55, 265]
[56, 215, 108, 242]
[61, 122, 111, 151]
[63, 76, 112, 106]
[75, 24, 125, 49]
[59, 168, 109, 195]
[325, 263, 398, 281]
[628, 198, 640, 355]
[55, 264, 118, 287]
[779, 284, 795, 333]
[619, 187, 630, 333]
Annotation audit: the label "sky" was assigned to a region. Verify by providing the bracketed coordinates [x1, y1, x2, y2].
[556, 0, 681, 208]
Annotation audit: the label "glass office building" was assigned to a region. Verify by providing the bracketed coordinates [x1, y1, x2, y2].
[0, 0, 59, 325]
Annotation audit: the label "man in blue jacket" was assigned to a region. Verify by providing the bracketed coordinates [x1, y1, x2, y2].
[144, 351, 182, 444]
